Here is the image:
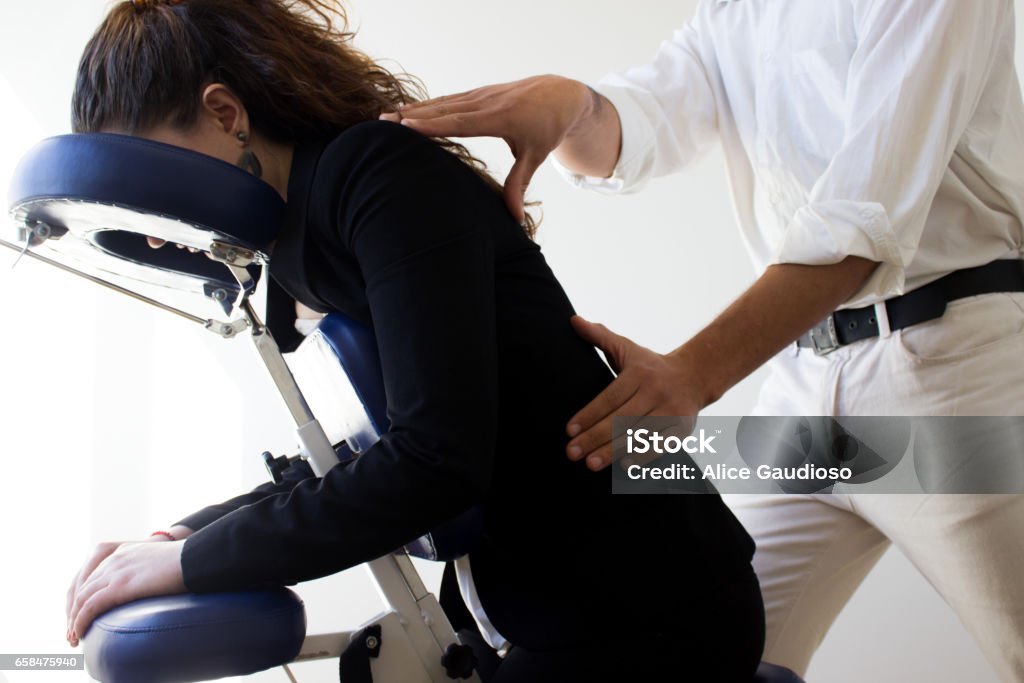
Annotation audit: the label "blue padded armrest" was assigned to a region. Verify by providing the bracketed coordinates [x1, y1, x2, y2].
[83, 589, 306, 683]
[314, 312, 484, 561]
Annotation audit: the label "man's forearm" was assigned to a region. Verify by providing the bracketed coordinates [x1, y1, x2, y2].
[554, 84, 623, 178]
[677, 256, 880, 407]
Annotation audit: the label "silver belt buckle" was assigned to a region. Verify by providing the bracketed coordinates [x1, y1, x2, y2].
[809, 315, 841, 356]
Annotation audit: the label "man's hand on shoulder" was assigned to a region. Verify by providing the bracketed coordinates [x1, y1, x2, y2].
[381, 75, 605, 223]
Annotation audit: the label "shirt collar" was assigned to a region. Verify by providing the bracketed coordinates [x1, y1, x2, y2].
[271, 138, 330, 311]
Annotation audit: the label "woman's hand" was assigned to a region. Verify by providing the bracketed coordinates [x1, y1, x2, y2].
[146, 237, 199, 252]
[566, 316, 708, 471]
[66, 532, 192, 651]
[381, 75, 596, 223]
[66, 536, 188, 647]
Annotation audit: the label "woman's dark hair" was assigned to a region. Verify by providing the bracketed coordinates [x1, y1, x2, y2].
[72, 0, 536, 236]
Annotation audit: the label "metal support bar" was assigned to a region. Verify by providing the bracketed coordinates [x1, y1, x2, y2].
[5, 227, 478, 682]
[0, 236, 250, 339]
[213, 252, 479, 682]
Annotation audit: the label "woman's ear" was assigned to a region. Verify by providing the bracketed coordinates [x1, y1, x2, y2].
[199, 83, 250, 140]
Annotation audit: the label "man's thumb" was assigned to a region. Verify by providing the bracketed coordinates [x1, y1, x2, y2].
[504, 155, 540, 223]
[571, 315, 627, 372]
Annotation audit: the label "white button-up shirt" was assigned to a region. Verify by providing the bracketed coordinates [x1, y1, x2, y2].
[559, 0, 1024, 307]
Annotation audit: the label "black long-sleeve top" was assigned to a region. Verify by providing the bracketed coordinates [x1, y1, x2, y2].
[176, 121, 755, 648]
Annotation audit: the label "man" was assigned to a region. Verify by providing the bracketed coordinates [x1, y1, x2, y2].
[384, 1, 1024, 679]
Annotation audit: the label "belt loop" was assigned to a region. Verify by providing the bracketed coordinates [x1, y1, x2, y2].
[874, 301, 892, 338]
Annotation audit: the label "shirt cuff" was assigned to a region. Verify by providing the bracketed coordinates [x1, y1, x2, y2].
[549, 83, 657, 195]
[173, 507, 229, 535]
[180, 523, 232, 593]
[771, 201, 911, 307]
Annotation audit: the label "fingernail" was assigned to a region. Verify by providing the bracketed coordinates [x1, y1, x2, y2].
[568, 445, 582, 460]
[587, 455, 603, 470]
[568, 424, 581, 437]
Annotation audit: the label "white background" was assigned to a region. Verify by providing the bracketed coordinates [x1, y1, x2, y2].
[0, 1, 1020, 681]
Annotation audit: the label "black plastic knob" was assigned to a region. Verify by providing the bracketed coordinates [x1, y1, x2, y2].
[261, 451, 291, 484]
[441, 643, 478, 680]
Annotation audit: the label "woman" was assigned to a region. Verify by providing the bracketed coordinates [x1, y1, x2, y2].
[64, 1, 764, 679]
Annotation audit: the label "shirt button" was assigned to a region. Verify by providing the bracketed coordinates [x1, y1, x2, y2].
[771, 193, 783, 204]
[761, 50, 773, 63]
[860, 208, 874, 220]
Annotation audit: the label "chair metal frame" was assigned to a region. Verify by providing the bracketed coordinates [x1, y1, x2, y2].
[1, 230, 480, 683]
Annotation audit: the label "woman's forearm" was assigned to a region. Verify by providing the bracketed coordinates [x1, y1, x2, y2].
[678, 256, 880, 407]
[553, 83, 623, 179]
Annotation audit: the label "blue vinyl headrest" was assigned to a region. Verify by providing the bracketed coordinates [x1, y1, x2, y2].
[7, 133, 284, 306]
[8, 133, 283, 247]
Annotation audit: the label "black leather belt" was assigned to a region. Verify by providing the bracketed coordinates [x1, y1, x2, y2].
[797, 259, 1024, 355]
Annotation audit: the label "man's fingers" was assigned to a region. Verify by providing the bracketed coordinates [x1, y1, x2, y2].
[397, 95, 488, 124]
[399, 91, 465, 112]
[584, 443, 614, 472]
[568, 392, 652, 464]
[146, 237, 167, 249]
[399, 111, 493, 139]
[399, 88, 482, 114]
[567, 374, 641, 443]
[570, 316, 630, 372]
[582, 414, 686, 472]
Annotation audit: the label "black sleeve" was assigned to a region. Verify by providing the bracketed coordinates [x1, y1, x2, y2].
[180, 122, 499, 591]
[173, 460, 316, 532]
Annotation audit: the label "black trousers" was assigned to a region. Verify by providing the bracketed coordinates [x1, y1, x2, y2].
[441, 564, 766, 682]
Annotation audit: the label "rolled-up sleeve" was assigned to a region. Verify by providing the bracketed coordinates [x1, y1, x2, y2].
[552, 16, 719, 194]
[772, 0, 1008, 304]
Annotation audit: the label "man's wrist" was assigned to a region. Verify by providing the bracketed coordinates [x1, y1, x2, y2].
[564, 81, 602, 141]
[555, 79, 621, 179]
[667, 344, 720, 410]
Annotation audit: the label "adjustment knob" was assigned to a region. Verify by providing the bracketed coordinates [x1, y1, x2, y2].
[261, 451, 291, 484]
[440, 643, 477, 680]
